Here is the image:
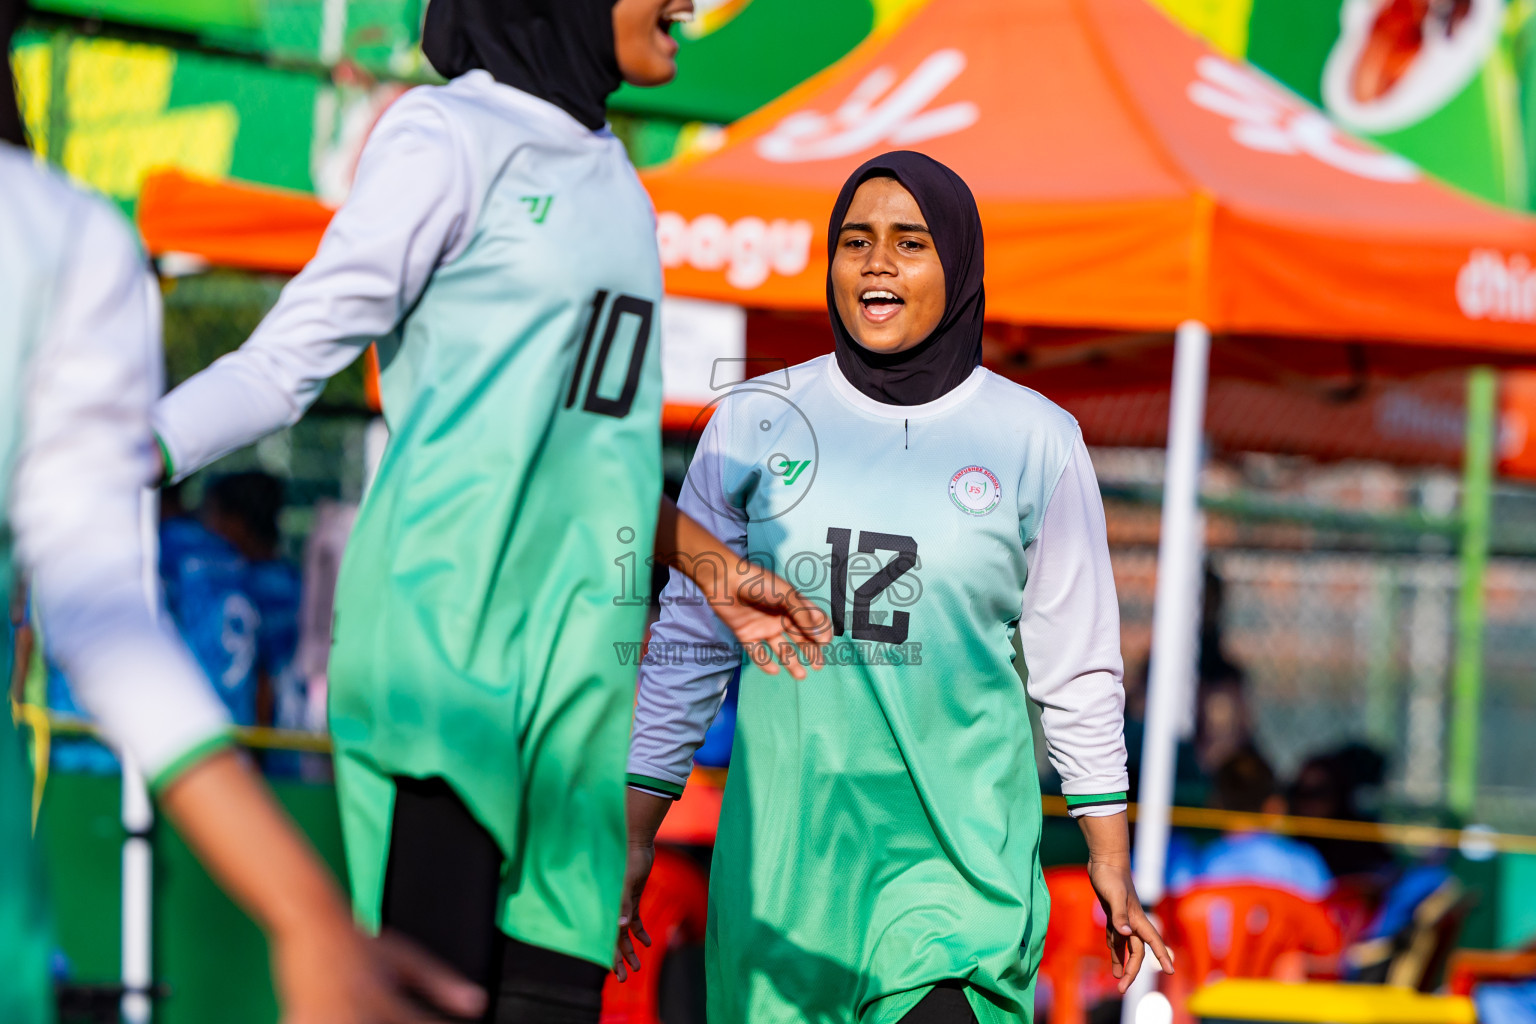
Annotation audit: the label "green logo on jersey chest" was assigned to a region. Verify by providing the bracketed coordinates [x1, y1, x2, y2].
[773, 457, 812, 485]
[521, 195, 555, 224]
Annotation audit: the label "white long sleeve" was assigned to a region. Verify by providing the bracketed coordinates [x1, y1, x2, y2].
[627, 413, 744, 795]
[151, 89, 477, 480]
[1020, 435, 1129, 817]
[9, 181, 231, 789]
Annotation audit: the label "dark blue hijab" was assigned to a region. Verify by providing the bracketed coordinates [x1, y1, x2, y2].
[827, 151, 986, 406]
[422, 0, 621, 132]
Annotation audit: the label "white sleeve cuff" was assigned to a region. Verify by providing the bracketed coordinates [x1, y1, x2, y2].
[1068, 801, 1128, 819]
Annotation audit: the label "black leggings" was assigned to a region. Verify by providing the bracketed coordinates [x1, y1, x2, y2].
[899, 981, 979, 1024]
[382, 775, 607, 1024]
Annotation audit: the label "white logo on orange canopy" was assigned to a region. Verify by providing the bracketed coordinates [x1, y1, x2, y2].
[1458, 250, 1536, 324]
[755, 49, 980, 163]
[1187, 55, 1419, 183]
[657, 212, 815, 289]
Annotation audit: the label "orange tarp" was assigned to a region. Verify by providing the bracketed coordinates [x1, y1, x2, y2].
[139, 171, 334, 274]
[641, 0, 1536, 355]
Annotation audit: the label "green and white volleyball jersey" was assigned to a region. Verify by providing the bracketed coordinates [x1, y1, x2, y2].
[0, 146, 233, 1024]
[629, 355, 1128, 1024]
[154, 71, 664, 964]
[329, 80, 662, 966]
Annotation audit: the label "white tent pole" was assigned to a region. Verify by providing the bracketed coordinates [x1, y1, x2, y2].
[123, 487, 158, 1024]
[121, 760, 153, 1024]
[1122, 320, 1211, 1024]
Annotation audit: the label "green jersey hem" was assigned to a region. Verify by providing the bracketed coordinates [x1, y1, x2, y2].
[1064, 792, 1128, 809]
[153, 431, 176, 485]
[626, 773, 684, 798]
[148, 730, 237, 795]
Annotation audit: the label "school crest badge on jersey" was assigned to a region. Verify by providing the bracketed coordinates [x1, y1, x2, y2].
[949, 465, 1001, 516]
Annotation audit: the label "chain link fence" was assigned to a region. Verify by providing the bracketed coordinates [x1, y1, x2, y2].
[1099, 447, 1536, 836]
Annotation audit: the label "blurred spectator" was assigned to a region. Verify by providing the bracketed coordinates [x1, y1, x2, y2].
[203, 474, 302, 720]
[1171, 746, 1334, 900]
[1197, 566, 1247, 686]
[1193, 567, 1256, 777]
[160, 482, 261, 725]
[1127, 565, 1250, 807]
[1346, 861, 1468, 986]
[1123, 659, 1207, 807]
[1288, 743, 1395, 877]
[203, 472, 309, 777]
[1194, 676, 1253, 779]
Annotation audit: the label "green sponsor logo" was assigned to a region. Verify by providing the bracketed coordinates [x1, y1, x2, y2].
[774, 457, 812, 485]
[521, 195, 554, 224]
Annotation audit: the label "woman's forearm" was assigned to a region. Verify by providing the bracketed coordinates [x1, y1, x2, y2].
[1077, 810, 1132, 868]
[626, 787, 672, 848]
[653, 495, 736, 599]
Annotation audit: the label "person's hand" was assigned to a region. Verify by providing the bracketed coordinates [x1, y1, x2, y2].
[712, 560, 832, 681]
[613, 836, 656, 982]
[614, 788, 671, 982]
[273, 913, 486, 1024]
[1086, 857, 1175, 993]
[654, 498, 831, 680]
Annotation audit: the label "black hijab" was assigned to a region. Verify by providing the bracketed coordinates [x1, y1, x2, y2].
[422, 0, 621, 132]
[827, 151, 985, 406]
[1, 0, 27, 149]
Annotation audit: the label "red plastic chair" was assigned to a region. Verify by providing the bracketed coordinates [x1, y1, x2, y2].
[600, 846, 710, 1024]
[1314, 878, 1379, 979]
[1040, 867, 1119, 1024]
[1161, 884, 1343, 1024]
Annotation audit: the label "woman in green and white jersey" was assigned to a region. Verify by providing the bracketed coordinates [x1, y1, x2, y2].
[622, 152, 1175, 1023]
[0, 3, 482, 1017]
[150, 1, 822, 1019]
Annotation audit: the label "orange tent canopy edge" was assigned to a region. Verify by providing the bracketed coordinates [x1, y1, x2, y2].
[638, 0, 1536, 360]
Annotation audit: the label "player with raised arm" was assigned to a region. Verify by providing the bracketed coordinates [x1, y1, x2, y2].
[0, 3, 482, 1020]
[149, 1, 826, 1020]
[621, 152, 1174, 1023]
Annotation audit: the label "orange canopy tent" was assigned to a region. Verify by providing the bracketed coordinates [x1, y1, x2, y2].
[641, 0, 1536, 358]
